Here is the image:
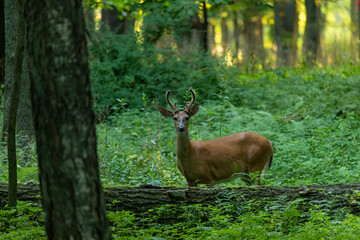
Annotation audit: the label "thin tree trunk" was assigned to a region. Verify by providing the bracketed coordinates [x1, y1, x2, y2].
[0, 0, 4, 109]
[3, 0, 33, 145]
[351, 0, 357, 61]
[303, 0, 320, 67]
[200, 1, 208, 52]
[24, 0, 110, 239]
[221, 17, 228, 54]
[233, 10, 240, 59]
[7, 0, 25, 207]
[357, 0, 360, 58]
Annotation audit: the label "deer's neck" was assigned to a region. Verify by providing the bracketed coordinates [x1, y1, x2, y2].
[176, 132, 191, 161]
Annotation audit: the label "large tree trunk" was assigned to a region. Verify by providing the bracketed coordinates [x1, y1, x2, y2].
[3, 0, 33, 144]
[274, 0, 298, 67]
[303, 0, 320, 67]
[2, 183, 360, 220]
[24, 0, 110, 239]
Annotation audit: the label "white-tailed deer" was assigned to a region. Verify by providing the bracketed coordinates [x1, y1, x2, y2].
[158, 88, 273, 187]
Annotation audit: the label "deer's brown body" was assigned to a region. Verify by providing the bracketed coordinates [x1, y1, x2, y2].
[159, 88, 273, 187]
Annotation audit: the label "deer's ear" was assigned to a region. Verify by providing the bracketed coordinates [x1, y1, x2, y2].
[188, 103, 199, 117]
[158, 107, 173, 118]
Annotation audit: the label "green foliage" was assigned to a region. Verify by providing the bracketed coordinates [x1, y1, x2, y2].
[0, 201, 45, 239]
[106, 199, 360, 239]
[89, 31, 222, 113]
[93, 65, 360, 187]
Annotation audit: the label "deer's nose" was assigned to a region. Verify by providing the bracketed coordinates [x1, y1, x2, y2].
[178, 125, 185, 132]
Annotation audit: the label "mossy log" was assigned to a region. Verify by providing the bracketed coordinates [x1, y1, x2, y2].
[1, 182, 360, 216]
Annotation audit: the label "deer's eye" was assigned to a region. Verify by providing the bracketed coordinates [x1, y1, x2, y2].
[185, 116, 189, 120]
[173, 116, 178, 121]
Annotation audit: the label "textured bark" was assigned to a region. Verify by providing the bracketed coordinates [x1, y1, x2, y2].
[274, 0, 298, 67]
[7, 0, 25, 207]
[1, 183, 360, 219]
[303, 0, 320, 67]
[24, 1, 110, 239]
[3, 0, 33, 143]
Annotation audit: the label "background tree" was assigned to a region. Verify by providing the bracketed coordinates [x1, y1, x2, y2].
[7, 0, 25, 207]
[24, 0, 110, 238]
[274, 0, 298, 67]
[3, 0, 33, 144]
[0, 0, 4, 107]
[101, 2, 135, 35]
[350, 0, 357, 61]
[303, 0, 321, 67]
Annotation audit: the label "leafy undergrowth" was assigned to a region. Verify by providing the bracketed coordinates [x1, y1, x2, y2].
[0, 66, 359, 238]
[1, 200, 360, 239]
[94, 65, 360, 187]
[0, 66, 359, 187]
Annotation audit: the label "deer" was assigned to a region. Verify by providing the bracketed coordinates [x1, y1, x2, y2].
[158, 88, 273, 187]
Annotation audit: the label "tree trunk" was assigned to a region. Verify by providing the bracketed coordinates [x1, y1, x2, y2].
[200, 1, 208, 53]
[3, 0, 34, 144]
[242, 10, 266, 71]
[7, 0, 25, 207]
[357, 0, 360, 59]
[351, 0, 358, 62]
[101, 5, 130, 34]
[233, 10, 240, 59]
[24, 0, 110, 239]
[303, 0, 320, 67]
[274, 0, 298, 67]
[2, 183, 360, 220]
[221, 17, 228, 54]
[0, 0, 4, 108]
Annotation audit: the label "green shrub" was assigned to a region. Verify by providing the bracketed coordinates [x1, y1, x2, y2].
[89, 31, 223, 114]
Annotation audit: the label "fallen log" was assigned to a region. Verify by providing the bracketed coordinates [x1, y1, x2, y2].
[1, 182, 360, 217]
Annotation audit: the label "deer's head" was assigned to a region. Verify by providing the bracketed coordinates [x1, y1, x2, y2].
[158, 88, 199, 134]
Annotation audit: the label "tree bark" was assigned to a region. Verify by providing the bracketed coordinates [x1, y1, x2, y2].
[1, 183, 360, 219]
[3, 0, 34, 144]
[7, 0, 25, 207]
[303, 0, 320, 67]
[24, 0, 110, 239]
